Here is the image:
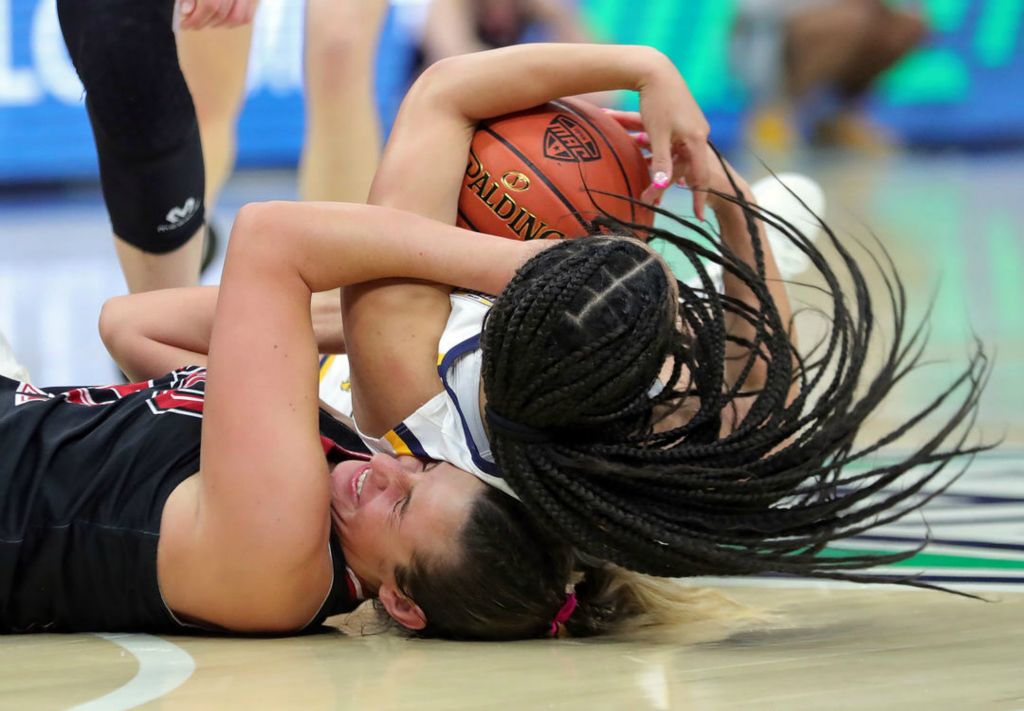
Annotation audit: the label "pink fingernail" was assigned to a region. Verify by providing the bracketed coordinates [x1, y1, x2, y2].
[635, 132, 649, 143]
[652, 171, 670, 188]
[677, 177, 687, 187]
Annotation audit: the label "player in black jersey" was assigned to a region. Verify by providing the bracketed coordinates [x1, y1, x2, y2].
[0, 367, 370, 633]
[0, 199, 576, 638]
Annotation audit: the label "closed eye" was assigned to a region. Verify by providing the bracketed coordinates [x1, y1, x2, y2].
[392, 461, 436, 523]
[391, 495, 408, 518]
[392, 487, 416, 523]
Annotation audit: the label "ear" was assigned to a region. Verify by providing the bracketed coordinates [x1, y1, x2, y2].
[378, 582, 427, 631]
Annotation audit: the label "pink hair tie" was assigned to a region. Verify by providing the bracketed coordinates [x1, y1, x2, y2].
[549, 592, 578, 637]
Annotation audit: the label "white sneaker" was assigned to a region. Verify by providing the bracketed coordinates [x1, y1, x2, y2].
[0, 329, 31, 382]
[684, 172, 826, 291]
[750, 172, 826, 279]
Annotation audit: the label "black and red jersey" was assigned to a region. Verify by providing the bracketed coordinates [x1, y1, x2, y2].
[0, 366, 366, 633]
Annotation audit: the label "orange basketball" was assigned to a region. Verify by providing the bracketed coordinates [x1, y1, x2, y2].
[457, 98, 653, 240]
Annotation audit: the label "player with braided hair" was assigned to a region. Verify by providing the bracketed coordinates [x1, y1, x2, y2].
[342, 44, 989, 589]
[477, 135, 991, 582]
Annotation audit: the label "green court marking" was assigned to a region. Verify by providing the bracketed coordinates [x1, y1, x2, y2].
[822, 547, 1024, 570]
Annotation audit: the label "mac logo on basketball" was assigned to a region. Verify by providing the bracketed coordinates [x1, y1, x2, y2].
[501, 171, 531, 192]
[543, 115, 601, 163]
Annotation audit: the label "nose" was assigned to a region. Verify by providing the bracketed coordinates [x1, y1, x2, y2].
[368, 453, 415, 493]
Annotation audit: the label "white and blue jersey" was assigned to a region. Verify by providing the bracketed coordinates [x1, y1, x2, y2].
[318, 291, 514, 498]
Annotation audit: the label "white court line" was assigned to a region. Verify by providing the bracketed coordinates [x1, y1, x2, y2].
[70, 634, 195, 711]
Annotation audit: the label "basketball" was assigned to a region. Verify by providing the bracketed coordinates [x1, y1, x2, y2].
[457, 98, 654, 240]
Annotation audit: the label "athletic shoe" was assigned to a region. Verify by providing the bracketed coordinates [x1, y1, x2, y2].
[750, 172, 826, 279]
[0, 328, 31, 382]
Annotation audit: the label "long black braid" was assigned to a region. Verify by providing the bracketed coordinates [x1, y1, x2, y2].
[479, 157, 993, 588]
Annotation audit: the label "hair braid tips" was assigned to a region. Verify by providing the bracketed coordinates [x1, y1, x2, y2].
[479, 160, 994, 591]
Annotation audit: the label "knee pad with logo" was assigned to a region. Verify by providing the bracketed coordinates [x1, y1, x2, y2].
[58, 0, 205, 252]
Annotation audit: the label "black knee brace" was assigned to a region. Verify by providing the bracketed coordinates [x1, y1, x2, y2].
[58, 0, 205, 253]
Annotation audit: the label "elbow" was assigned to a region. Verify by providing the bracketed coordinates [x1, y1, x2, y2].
[98, 295, 132, 362]
[231, 201, 279, 243]
[99, 295, 146, 379]
[422, 53, 464, 79]
[404, 55, 465, 109]
[232, 200, 367, 247]
[227, 201, 295, 264]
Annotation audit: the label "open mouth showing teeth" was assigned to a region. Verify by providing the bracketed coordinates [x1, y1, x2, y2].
[355, 468, 370, 501]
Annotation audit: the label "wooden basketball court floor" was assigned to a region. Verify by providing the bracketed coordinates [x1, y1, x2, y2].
[1, 150, 1022, 709]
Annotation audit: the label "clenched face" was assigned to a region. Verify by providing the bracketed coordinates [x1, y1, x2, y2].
[330, 454, 485, 595]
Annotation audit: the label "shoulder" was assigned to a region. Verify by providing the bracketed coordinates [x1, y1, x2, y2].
[157, 475, 335, 633]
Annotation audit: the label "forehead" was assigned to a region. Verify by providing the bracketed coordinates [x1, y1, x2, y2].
[401, 464, 485, 557]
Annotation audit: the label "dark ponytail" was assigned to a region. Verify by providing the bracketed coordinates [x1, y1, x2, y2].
[394, 486, 573, 641]
[394, 484, 745, 640]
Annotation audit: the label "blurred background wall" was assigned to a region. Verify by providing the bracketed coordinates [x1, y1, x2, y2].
[1, 0, 1021, 184]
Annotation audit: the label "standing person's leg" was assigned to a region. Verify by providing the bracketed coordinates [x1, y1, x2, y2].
[299, 0, 388, 203]
[832, 1, 927, 100]
[57, 0, 206, 293]
[177, 19, 256, 219]
[782, 1, 877, 100]
[784, 0, 925, 100]
[782, 0, 917, 149]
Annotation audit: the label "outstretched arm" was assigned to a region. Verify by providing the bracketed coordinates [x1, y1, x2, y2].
[100, 287, 347, 382]
[100, 287, 218, 381]
[621, 128, 798, 432]
[705, 157, 798, 416]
